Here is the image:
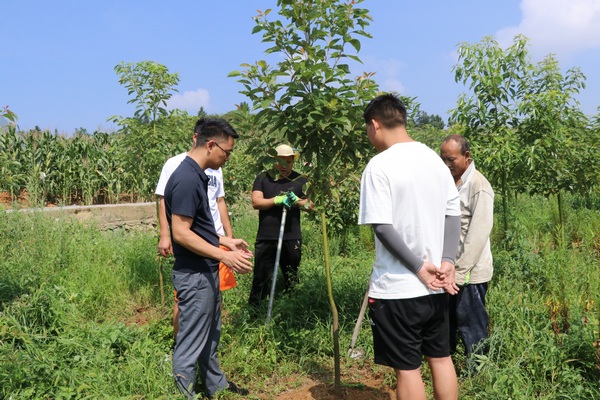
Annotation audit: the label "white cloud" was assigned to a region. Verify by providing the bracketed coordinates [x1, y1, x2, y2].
[496, 0, 600, 58]
[362, 55, 407, 94]
[380, 79, 405, 94]
[167, 88, 210, 112]
[377, 58, 405, 78]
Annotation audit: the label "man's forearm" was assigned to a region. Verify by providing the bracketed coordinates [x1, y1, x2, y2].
[158, 197, 170, 237]
[172, 226, 222, 261]
[373, 224, 423, 274]
[442, 215, 461, 263]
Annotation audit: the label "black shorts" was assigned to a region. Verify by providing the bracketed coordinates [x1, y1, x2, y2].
[368, 293, 450, 370]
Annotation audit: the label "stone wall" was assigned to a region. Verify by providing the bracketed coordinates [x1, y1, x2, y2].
[9, 202, 158, 231]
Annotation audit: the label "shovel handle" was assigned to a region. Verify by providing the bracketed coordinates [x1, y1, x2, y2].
[349, 283, 370, 351]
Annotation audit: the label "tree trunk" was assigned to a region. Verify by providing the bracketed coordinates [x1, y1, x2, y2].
[321, 211, 340, 392]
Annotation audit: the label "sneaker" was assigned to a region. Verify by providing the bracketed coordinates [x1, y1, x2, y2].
[225, 381, 249, 396]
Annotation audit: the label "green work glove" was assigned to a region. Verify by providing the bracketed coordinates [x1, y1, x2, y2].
[273, 194, 293, 208]
[286, 191, 300, 206]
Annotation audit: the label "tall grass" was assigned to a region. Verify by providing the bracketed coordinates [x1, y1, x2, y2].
[0, 211, 174, 398]
[0, 192, 598, 399]
[457, 193, 600, 399]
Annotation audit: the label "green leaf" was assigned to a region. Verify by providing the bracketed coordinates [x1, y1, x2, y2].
[348, 38, 361, 52]
[260, 99, 272, 109]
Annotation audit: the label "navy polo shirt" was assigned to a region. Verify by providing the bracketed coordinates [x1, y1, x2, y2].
[164, 156, 219, 273]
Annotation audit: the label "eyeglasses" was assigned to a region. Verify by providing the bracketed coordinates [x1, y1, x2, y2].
[213, 141, 232, 158]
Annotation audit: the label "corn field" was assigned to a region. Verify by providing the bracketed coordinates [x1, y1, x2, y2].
[0, 116, 194, 206]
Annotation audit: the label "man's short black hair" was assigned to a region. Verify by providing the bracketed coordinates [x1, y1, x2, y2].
[194, 118, 239, 147]
[363, 93, 407, 129]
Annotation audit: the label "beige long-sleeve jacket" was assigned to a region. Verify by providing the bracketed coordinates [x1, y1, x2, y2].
[455, 162, 494, 285]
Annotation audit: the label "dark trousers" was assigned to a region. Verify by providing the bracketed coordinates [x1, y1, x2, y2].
[171, 269, 227, 399]
[248, 239, 302, 306]
[449, 282, 489, 356]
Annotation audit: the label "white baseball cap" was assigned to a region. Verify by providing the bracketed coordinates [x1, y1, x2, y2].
[275, 144, 299, 159]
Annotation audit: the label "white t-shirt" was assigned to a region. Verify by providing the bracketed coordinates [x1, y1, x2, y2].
[155, 152, 226, 236]
[155, 153, 186, 197]
[206, 167, 225, 236]
[358, 142, 460, 299]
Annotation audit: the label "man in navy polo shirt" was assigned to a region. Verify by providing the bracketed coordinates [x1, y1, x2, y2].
[165, 118, 253, 399]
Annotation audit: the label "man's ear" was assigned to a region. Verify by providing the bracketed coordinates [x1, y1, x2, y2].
[371, 119, 381, 131]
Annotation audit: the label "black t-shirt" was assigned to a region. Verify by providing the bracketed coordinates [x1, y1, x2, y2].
[165, 156, 219, 273]
[253, 170, 307, 240]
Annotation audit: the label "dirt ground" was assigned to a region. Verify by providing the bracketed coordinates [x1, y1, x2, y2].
[0, 191, 27, 207]
[265, 378, 395, 400]
[266, 370, 396, 400]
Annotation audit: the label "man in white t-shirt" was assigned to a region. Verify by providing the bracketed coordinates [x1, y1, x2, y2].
[358, 93, 461, 400]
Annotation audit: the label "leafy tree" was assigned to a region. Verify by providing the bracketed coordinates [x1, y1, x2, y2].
[197, 106, 207, 118]
[414, 110, 445, 129]
[392, 93, 420, 128]
[516, 54, 590, 232]
[450, 35, 531, 234]
[410, 125, 448, 150]
[1, 105, 17, 127]
[230, 0, 378, 390]
[450, 35, 594, 239]
[109, 61, 182, 197]
[111, 61, 179, 124]
[74, 127, 89, 136]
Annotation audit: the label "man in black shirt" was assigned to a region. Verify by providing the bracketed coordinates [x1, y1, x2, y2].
[165, 118, 252, 399]
[248, 144, 312, 306]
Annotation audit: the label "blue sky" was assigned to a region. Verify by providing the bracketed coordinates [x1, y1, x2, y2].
[2, 0, 599, 134]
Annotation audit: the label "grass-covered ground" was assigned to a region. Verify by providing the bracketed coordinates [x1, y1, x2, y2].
[1, 193, 598, 399]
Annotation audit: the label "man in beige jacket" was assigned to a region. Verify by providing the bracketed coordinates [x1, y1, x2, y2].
[440, 134, 494, 366]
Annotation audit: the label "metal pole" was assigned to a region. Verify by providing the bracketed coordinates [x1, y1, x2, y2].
[266, 207, 288, 324]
